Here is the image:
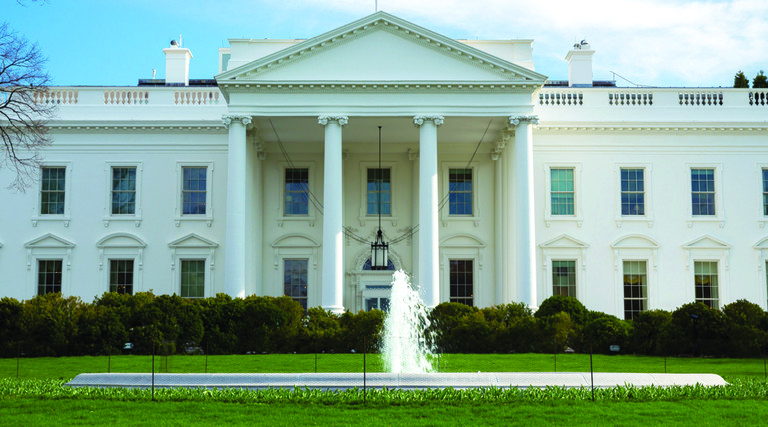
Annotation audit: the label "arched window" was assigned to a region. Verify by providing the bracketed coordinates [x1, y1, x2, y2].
[362, 258, 395, 271]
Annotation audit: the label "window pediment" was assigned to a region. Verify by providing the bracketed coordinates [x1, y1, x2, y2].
[24, 233, 75, 249]
[271, 234, 320, 248]
[539, 234, 589, 249]
[168, 233, 219, 248]
[611, 234, 659, 249]
[683, 235, 730, 250]
[440, 234, 486, 248]
[97, 233, 147, 248]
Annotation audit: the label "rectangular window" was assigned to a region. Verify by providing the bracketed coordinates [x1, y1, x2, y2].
[623, 260, 647, 320]
[552, 260, 576, 297]
[449, 168, 473, 215]
[182, 167, 207, 215]
[111, 167, 137, 215]
[285, 168, 309, 215]
[180, 259, 205, 298]
[621, 168, 645, 216]
[449, 259, 474, 306]
[550, 168, 574, 215]
[762, 169, 768, 216]
[40, 167, 66, 215]
[284, 259, 308, 310]
[37, 259, 62, 295]
[109, 259, 134, 295]
[367, 168, 391, 215]
[694, 261, 719, 309]
[691, 168, 716, 216]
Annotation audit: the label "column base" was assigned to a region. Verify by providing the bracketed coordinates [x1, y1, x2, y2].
[321, 305, 346, 315]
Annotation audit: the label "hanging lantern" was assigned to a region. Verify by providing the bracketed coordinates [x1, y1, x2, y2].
[370, 229, 389, 270]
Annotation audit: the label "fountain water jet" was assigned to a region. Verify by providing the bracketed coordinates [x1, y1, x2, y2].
[381, 270, 435, 373]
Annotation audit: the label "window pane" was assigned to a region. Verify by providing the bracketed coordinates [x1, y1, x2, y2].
[40, 167, 66, 215]
[367, 168, 391, 215]
[111, 167, 137, 215]
[284, 259, 309, 310]
[449, 259, 474, 306]
[552, 260, 576, 297]
[691, 168, 715, 216]
[37, 259, 63, 295]
[449, 168, 473, 216]
[109, 259, 134, 295]
[694, 261, 719, 309]
[623, 260, 647, 320]
[285, 168, 309, 216]
[181, 260, 205, 298]
[763, 169, 768, 216]
[550, 168, 574, 216]
[182, 167, 207, 215]
[620, 168, 645, 216]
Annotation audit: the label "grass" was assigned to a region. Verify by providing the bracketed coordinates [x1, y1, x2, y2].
[1, 353, 766, 381]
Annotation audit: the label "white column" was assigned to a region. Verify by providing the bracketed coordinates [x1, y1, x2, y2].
[223, 114, 252, 298]
[408, 149, 419, 284]
[318, 115, 348, 314]
[414, 115, 443, 308]
[509, 115, 538, 309]
[492, 150, 504, 304]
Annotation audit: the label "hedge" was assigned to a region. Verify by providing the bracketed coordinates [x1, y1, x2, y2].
[1, 293, 767, 358]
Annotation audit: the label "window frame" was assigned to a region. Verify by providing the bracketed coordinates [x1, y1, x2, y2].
[32, 162, 72, 228]
[441, 163, 479, 226]
[621, 259, 649, 320]
[683, 235, 730, 307]
[96, 232, 146, 295]
[109, 259, 135, 295]
[539, 234, 588, 301]
[24, 233, 75, 299]
[611, 234, 659, 318]
[759, 164, 768, 228]
[551, 259, 577, 298]
[693, 260, 720, 309]
[169, 233, 218, 299]
[685, 163, 723, 228]
[615, 164, 653, 228]
[283, 258, 309, 310]
[448, 258, 475, 307]
[271, 234, 319, 308]
[104, 162, 143, 227]
[175, 162, 214, 227]
[544, 163, 583, 227]
[277, 162, 316, 227]
[753, 237, 768, 310]
[358, 161, 399, 226]
[37, 259, 63, 295]
[180, 259, 207, 299]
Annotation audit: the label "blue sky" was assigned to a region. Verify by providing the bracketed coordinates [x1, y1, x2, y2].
[6, 0, 768, 87]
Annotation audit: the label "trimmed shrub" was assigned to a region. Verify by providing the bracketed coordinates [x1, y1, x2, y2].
[661, 302, 728, 356]
[535, 295, 587, 325]
[628, 309, 671, 356]
[0, 297, 23, 357]
[579, 311, 630, 354]
[722, 299, 767, 357]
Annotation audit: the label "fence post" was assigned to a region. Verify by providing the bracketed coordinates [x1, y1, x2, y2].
[363, 336, 367, 404]
[108, 352, 111, 374]
[589, 339, 595, 402]
[205, 343, 208, 374]
[16, 342, 20, 379]
[553, 342, 557, 373]
[763, 346, 767, 382]
[151, 340, 156, 402]
[315, 340, 318, 374]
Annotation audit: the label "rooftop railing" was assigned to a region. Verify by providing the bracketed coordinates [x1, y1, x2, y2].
[538, 88, 768, 108]
[33, 87, 223, 106]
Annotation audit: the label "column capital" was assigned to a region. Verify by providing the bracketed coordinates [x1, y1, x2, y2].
[509, 115, 539, 126]
[413, 115, 444, 127]
[318, 115, 348, 126]
[222, 114, 252, 129]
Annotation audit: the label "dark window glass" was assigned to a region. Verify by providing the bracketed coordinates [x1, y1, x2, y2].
[449, 259, 474, 306]
[109, 259, 134, 295]
[691, 168, 715, 216]
[694, 261, 719, 309]
[182, 167, 207, 215]
[285, 168, 309, 215]
[367, 168, 391, 215]
[40, 167, 66, 215]
[284, 259, 308, 310]
[111, 167, 136, 215]
[552, 260, 576, 297]
[37, 259, 62, 295]
[621, 168, 645, 216]
[181, 259, 205, 298]
[623, 260, 647, 320]
[550, 168, 574, 215]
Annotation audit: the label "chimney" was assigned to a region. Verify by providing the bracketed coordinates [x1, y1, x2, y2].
[565, 41, 594, 87]
[163, 40, 193, 86]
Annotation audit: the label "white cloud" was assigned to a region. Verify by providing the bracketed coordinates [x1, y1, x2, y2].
[292, 0, 768, 86]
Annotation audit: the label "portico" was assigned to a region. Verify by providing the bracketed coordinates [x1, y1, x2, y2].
[216, 11, 546, 312]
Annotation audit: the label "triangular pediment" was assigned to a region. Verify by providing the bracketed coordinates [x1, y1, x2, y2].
[440, 234, 486, 248]
[540, 234, 589, 249]
[683, 235, 730, 249]
[755, 237, 768, 249]
[97, 233, 147, 248]
[217, 12, 546, 85]
[25, 233, 75, 249]
[168, 233, 219, 248]
[611, 234, 659, 249]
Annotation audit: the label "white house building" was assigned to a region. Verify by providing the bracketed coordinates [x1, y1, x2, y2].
[2, 11, 768, 319]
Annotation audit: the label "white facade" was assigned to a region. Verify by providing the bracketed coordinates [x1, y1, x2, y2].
[2, 12, 768, 319]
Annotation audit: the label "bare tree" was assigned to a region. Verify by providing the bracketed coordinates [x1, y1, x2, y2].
[0, 22, 55, 191]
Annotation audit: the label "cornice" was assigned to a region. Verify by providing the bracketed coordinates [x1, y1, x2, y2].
[47, 121, 227, 133]
[217, 12, 546, 86]
[536, 124, 768, 133]
[220, 80, 538, 93]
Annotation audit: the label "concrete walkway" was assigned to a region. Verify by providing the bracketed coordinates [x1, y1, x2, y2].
[66, 372, 727, 390]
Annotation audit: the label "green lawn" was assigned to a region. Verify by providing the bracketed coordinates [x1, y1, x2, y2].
[1, 353, 766, 381]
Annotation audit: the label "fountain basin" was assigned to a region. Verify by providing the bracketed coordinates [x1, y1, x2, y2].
[65, 372, 727, 390]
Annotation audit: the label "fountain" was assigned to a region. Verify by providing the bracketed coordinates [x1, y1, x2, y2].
[381, 270, 435, 374]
